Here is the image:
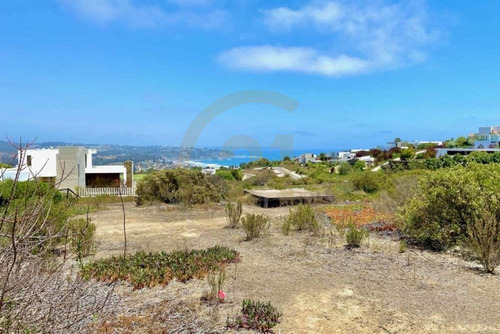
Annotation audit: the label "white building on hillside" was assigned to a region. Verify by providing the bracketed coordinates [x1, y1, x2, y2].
[329, 151, 355, 162]
[295, 153, 320, 164]
[1, 146, 133, 190]
[436, 126, 500, 157]
[474, 126, 500, 149]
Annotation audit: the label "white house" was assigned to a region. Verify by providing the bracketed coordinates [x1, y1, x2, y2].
[474, 126, 500, 149]
[329, 151, 355, 162]
[435, 126, 500, 157]
[356, 155, 376, 166]
[1, 146, 133, 190]
[295, 153, 318, 164]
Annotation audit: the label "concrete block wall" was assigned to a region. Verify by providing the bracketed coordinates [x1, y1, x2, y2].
[56, 146, 86, 190]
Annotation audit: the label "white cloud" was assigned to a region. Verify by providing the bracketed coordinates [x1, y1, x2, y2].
[59, 0, 227, 29]
[218, 46, 369, 76]
[220, 0, 440, 76]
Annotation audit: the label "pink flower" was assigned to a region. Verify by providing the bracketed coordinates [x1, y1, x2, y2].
[218, 290, 227, 300]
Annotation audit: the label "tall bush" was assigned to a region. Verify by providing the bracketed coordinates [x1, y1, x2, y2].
[225, 201, 243, 229]
[400, 163, 500, 250]
[136, 169, 225, 205]
[352, 172, 389, 194]
[467, 209, 500, 273]
[283, 204, 319, 234]
[241, 214, 269, 241]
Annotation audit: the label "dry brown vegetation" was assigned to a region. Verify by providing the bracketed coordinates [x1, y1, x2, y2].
[87, 202, 500, 333]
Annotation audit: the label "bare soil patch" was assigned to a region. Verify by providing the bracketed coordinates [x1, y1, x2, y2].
[89, 202, 500, 333]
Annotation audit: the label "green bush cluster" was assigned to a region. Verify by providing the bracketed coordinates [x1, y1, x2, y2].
[135, 169, 226, 205]
[228, 299, 282, 333]
[0, 180, 95, 255]
[338, 162, 352, 175]
[216, 168, 243, 181]
[352, 172, 389, 194]
[241, 214, 269, 240]
[344, 223, 369, 248]
[240, 158, 278, 169]
[282, 204, 319, 235]
[81, 246, 240, 289]
[0, 179, 62, 206]
[387, 151, 500, 172]
[400, 163, 500, 250]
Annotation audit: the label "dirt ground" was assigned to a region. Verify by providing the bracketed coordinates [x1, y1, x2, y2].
[90, 202, 500, 334]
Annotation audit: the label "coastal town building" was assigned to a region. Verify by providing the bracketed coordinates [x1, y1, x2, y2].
[295, 153, 322, 164]
[329, 151, 355, 162]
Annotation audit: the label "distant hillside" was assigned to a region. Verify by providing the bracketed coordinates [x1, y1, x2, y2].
[0, 140, 17, 164]
[0, 141, 233, 166]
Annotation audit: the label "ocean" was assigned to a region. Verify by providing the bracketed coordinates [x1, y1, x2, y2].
[195, 147, 343, 167]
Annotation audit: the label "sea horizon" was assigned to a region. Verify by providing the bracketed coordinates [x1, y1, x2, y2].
[196, 147, 350, 167]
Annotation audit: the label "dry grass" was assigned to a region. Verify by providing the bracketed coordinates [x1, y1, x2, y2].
[88, 202, 500, 333]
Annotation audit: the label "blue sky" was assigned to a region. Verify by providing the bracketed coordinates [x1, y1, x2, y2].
[1, 0, 499, 150]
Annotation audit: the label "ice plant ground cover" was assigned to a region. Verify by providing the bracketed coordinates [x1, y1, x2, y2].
[227, 299, 282, 333]
[81, 246, 240, 289]
[324, 204, 396, 230]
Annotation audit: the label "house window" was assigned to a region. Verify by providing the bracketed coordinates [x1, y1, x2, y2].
[27, 155, 32, 167]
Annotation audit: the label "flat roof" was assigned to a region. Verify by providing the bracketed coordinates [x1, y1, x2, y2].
[244, 188, 331, 199]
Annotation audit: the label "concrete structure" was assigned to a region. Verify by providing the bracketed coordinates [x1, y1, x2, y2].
[387, 141, 405, 149]
[329, 151, 355, 162]
[474, 126, 500, 149]
[295, 153, 319, 164]
[2, 146, 132, 190]
[244, 188, 334, 208]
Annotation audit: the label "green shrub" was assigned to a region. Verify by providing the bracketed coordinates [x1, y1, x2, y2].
[338, 162, 351, 175]
[400, 163, 500, 250]
[250, 170, 274, 186]
[467, 209, 500, 273]
[68, 218, 96, 261]
[241, 214, 269, 241]
[216, 168, 243, 181]
[467, 151, 492, 164]
[225, 201, 243, 228]
[400, 148, 415, 160]
[283, 204, 319, 234]
[399, 240, 408, 253]
[281, 217, 291, 235]
[81, 246, 240, 289]
[0, 180, 96, 257]
[353, 160, 366, 171]
[345, 223, 369, 248]
[228, 299, 282, 333]
[352, 172, 388, 194]
[136, 169, 225, 206]
[0, 179, 62, 206]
